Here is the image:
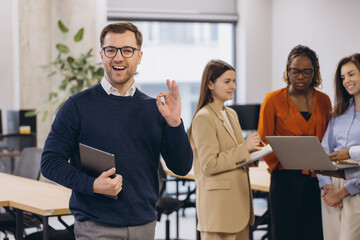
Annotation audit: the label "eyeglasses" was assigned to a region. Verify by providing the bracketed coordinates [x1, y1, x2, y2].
[288, 68, 314, 77]
[102, 46, 140, 58]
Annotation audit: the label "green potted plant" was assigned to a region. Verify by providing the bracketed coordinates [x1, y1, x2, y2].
[27, 20, 104, 120]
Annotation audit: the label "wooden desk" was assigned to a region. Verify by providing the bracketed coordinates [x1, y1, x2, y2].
[249, 161, 270, 192]
[0, 150, 21, 158]
[0, 172, 72, 240]
[164, 161, 270, 192]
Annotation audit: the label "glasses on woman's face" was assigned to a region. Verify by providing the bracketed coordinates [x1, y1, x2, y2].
[102, 46, 140, 58]
[289, 68, 314, 77]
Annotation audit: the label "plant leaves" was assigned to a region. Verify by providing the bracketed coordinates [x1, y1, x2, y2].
[42, 110, 49, 122]
[57, 100, 65, 112]
[56, 44, 69, 54]
[25, 110, 36, 117]
[35, 21, 103, 121]
[95, 67, 104, 76]
[45, 92, 58, 102]
[74, 28, 84, 42]
[67, 56, 75, 65]
[47, 71, 57, 77]
[58, 20, 69, 33]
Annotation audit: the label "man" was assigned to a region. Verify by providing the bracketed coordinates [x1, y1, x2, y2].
[41, 21, 193, 240]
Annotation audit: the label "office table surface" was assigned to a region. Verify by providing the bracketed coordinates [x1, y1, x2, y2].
[0, 172, 71, 216]
[163, 161, 270, 192]
[0, 150, 21, 157]
[249, 161, 270, 192]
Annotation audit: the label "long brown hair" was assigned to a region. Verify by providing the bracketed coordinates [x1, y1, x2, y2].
[188, 60, 235, 138]
[333, 53, 360, 116]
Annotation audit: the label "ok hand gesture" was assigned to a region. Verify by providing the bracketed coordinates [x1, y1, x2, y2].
[156, 79, 182, 127]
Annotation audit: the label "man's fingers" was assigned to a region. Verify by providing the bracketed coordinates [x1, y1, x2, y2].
[166, 79, 172, 95]
[173, 85, 180, 100]
[102, 167, 116, 178]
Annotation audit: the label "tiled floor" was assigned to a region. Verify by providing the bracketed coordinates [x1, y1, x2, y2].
[0, 198, 269, 240]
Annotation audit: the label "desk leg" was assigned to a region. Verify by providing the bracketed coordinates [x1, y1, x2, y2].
[267, 196, 272, 240]
[176, 180, 180, 239]
[42, 216, 49, 240]
[16, 209, 24, 240]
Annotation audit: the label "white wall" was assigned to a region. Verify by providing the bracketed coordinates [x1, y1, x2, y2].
[271, 0, 360, 104]
[236, 0, 272, 104]
[0, 0, 18, 131]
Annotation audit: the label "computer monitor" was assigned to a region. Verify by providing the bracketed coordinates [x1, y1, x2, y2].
[229, 104, 261, 130]
[7, 109, 36, 134]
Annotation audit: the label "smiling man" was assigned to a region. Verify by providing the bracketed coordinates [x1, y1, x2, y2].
[41, 21, 193, 240]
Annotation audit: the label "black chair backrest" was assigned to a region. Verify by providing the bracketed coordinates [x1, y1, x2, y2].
[158, 162, 168, 196]
[13, 147, 42, 180]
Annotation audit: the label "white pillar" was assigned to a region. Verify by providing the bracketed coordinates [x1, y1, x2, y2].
[18, 0, 106, 147]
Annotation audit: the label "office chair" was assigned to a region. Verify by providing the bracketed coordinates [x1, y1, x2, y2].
[249, 190, 271, 240]
[23, 217, 75, 240]
[13, 147, 42, 179]
[0, 133, 37, 151]
[0, 133, 37, 173]
[0, 147, 43, 238]
[156, 163, 186, 240]
[0, 147, 75, 239]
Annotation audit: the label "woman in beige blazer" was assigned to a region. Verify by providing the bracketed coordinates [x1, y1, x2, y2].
[188, 60, 262, 240]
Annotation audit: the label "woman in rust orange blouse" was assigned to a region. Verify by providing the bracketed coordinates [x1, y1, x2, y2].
[258, 45, 332, 240]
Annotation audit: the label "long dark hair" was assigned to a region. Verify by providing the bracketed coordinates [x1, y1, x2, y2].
[333, 53, 360, 116]
[188, 60, 235, 138]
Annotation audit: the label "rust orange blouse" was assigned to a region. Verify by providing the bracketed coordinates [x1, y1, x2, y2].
[258, 88, 332, 172]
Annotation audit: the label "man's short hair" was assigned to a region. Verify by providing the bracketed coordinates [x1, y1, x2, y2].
[100, 21, 143, 48]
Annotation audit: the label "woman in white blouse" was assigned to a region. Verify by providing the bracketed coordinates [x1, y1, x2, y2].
[317, 53, 360, 240]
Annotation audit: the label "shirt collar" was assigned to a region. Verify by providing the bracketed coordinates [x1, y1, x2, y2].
[100, 76, 136, 97]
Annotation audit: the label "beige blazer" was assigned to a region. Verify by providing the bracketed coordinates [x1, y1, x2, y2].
[190, 102, 255, 233]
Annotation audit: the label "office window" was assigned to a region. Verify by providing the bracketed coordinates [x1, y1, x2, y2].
[108, 21, 234, 129]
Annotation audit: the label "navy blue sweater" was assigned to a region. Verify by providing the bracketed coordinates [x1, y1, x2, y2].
[41, 83, 193, 226]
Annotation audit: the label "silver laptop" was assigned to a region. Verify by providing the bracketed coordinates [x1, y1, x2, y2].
[265, 136, 359, 171]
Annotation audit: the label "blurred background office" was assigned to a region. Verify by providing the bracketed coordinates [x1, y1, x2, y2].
[0, 0, 359, 148]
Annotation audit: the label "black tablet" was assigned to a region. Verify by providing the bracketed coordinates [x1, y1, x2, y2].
[79, 143, 117, 199]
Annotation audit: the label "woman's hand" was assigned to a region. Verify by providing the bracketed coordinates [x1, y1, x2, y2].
[323, 186, 349, 208]
[329, 148, 350, 161]
[322, 185, 342, 208]
[245, 132, 263, 152]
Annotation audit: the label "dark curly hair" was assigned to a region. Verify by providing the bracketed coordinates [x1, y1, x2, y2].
[283, 45, 322, 89]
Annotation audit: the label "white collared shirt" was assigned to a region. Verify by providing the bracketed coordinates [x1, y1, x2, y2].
[100, 76, 136, 97]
